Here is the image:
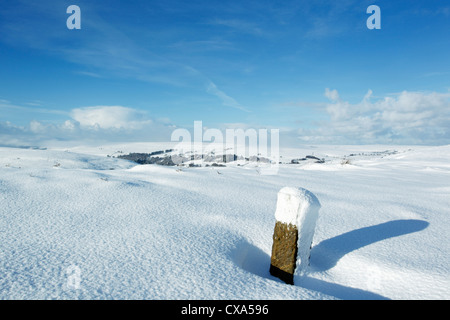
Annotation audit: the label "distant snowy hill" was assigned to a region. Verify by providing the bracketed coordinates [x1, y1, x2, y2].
[1, 143, 449, 299]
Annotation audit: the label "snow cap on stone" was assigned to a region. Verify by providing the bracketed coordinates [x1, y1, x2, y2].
[274, 186, 321, 276]
[274, 187, 321, 227]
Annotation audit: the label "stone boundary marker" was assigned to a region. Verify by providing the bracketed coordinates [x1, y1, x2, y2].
[269, 187, 321, 285]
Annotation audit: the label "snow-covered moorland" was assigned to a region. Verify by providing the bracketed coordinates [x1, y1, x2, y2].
[0, 143, 449, 300]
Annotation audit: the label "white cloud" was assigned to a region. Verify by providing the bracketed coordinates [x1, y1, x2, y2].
[324, 88, 340, 102]
[29, 120, 47, 133]
[0, 105, 175, 147]
[297, 89, 450, 145]
[70, 106, 152, 130]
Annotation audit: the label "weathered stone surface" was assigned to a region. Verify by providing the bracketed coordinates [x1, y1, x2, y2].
[272, 187, 320, 279]
[269, 221, 298, 285]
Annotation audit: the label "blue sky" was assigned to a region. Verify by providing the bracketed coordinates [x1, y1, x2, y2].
[0, 0, 449, 146]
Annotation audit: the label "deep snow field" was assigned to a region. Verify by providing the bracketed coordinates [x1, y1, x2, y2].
[0, 143, 449, 300]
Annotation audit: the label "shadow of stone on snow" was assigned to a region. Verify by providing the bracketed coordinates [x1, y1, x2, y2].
[229, 219, 429, 299]
[229, 239, 389, 299]
[311, 219, 429, 272]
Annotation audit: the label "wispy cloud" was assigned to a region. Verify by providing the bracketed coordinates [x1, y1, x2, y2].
[74, 71, 103, 78]
[0, 1, 216, 89]
[206, 81, 250, 112]
[0, 100, 68, 117]
[0, 1, 253, 115]
[183, 66, 250, 112]
[169, 39, 236, 52]
[208, 18, 264, 36]
[419, 71, 450, 78]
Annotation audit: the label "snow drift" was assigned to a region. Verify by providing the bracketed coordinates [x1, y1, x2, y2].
[0, 144, 449, 300]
